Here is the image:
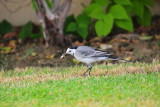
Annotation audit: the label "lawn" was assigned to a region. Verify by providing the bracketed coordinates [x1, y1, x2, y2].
[0, 61, 160, 107]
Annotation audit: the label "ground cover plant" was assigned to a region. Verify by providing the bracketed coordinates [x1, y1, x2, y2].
[0, 61, 160, 107]
[65, 0, 153, 38]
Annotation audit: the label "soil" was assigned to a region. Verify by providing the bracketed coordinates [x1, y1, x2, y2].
[0, 33, 160, 70]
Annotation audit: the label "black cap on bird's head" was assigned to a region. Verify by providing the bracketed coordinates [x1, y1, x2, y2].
[69, 46, 78, 49]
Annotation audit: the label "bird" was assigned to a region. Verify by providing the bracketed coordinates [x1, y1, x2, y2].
[61, 46, 130, 76]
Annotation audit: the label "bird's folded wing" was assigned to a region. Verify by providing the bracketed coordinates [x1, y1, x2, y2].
[75, 49, 95, 57]
[94, 49, 112, 57]
[75, 49, 112, 58]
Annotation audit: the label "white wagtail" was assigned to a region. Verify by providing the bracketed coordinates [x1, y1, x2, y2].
[61, 46, 130, 75]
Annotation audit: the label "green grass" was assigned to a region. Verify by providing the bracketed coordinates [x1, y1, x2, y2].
[0, 61, 160, 107]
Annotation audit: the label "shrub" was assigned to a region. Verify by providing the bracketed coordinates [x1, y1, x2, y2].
[65, 0, 153, 38]
[18, 22, 42, 39]
[0, 20, 13, 35]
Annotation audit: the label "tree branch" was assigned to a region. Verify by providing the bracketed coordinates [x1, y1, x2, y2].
[57, 0, 72, 34]
[52, 0, 62, 13]
[41, 0, 58, 21]
[34, 0, 72, 46]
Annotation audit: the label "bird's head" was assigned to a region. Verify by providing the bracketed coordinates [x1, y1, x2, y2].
[60, 46, 78, 59]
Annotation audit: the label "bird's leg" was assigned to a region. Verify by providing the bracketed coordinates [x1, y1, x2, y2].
[83, 64, 92, 76]
[88, 67, 92, 76]
[88, 64, 92, 76]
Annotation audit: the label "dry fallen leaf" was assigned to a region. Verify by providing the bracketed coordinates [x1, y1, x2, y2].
[9, 40, 17, 48]
[45, 54, 54, 59]
[31, 52, 37, 57]
[74, 40, 86, 46]
[3, 32, 17, 39]
[0, 43, 4, 47]
[89, 37, 102, 43]
[155, 35, 160, 40]
[124, 56, 133, 60]
[131, 39, 140, 44]
[99, 44, 112, 50]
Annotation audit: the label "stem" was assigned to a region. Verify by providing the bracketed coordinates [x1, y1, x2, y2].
[41, 0, 58, 20]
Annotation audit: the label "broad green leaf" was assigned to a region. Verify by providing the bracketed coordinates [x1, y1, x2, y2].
[103, 13, 114, 24]
[75, 14, 90, 38]
[115, 18, 133, 32]
[138, 7, 152, 26]
[78, 22, 89, 29]
[77, 25, 88, 39]
[132, 1, 144, 18]
[109, 4, 129, 20]
[65, 14, 90, 38]
[95, 14, 114, 36]
[77, 19, 90, 39]
[64, 15, 75, 31]
[95, 21, 106, 36]
[123, 5, 133, 14]
[65, 22, 77, 32]
[91, 0, 109, 6]
[84, 3, 101, 14]
[89, 7, 105, 19]
[76, 14, 91, 25]
[0, 20, 13, 34]
[138, 0, 153, 6]
[113, 0, 132, 6]
[19, 22, 33, 39]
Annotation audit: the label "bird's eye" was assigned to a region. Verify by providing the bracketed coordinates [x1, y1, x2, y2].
[69, 50, 71, 52]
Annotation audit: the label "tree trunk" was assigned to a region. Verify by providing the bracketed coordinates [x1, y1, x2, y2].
[35, 0, 72, 47]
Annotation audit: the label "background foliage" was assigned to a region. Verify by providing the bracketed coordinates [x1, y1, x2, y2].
[0, 20, 13, 35]
[65, 0, 153, 38]
[18, 22, 42, 39]
[0, 0, 154, 40]
[0, 20, 42, 39]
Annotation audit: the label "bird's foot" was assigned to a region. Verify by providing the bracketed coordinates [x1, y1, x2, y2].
[82, 67, 92, 76]
[82, 73, 91, 76]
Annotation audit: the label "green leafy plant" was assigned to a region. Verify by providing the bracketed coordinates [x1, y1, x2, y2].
[64, 14, 91, 39]
[18, 22, 42, 39]
[0, 20, 13, 35]
[65, 0, 153, 38]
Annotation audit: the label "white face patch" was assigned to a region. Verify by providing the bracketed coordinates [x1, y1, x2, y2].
[66, 48, 76, 56]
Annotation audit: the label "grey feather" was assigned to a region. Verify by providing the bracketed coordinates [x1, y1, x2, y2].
[75, 46, 112, 58]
